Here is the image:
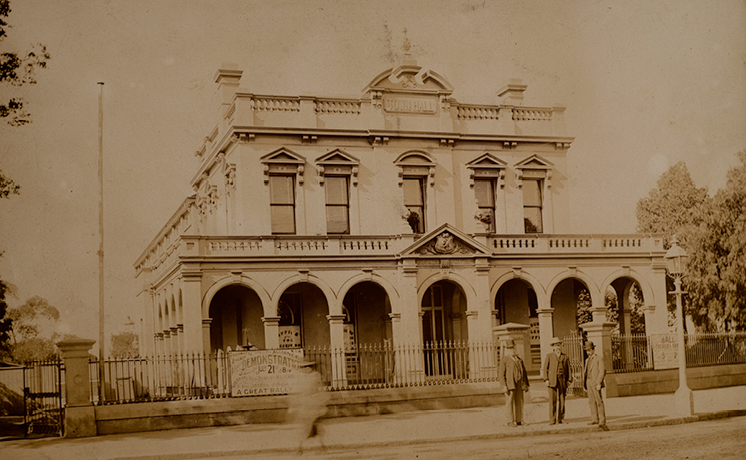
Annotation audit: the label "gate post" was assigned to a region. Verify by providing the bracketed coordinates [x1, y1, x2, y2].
[57, 337, 97, 437]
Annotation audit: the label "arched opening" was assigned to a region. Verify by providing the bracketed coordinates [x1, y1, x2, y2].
[495, 279, 539, 369]
[608, 278, 646, 335]
[342, 281, 392, 383]
[421, 280, 468, 378]
[277, 282, 330, 350]
[551, 278, 590, 339]
[208, 285, 265, 353]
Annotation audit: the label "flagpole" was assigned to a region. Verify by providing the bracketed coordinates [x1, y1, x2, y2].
[97, 81, 105, 401]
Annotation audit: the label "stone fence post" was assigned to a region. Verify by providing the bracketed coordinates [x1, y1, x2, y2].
[57, 337, 97, 437]
[493, 322, 532, 371]
[580, 320, 616, 395]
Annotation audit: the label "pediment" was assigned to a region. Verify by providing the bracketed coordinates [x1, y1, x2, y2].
[394, 150, 436, 166]
[514, 154, 553, 170]
[260, 147, 306, 165]
[364, 64, 454, 94]
[401, 223, 492, 257]
[466, 153, 507, 170]
[315, 149, 360, 166]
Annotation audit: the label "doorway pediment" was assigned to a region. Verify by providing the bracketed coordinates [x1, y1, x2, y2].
[400, 223, 492, 257]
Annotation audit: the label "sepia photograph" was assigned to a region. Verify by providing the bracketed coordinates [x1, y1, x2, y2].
[1, 1, 745, 458]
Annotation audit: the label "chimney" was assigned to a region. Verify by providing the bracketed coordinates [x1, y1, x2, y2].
[497, 78, 527, 105]
[214, 63, 243, 114]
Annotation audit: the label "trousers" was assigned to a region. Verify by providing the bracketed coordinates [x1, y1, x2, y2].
[548, 381, 568, 422]
[507, 389, 525, 424]
[586, 381, 606, 425]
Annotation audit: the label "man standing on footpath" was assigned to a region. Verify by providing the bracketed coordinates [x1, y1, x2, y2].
[543, 337, 572, 424]
[583, 341, 607, 429]
[498, 338, 530, 427]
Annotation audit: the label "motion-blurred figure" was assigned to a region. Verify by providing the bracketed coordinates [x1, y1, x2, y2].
[289, 360, 330, 455]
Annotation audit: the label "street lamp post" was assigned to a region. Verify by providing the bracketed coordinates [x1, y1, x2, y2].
[664, 235, 694, 416]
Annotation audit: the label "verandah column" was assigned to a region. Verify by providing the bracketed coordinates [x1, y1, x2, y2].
[262, 316, 281, 349]
[469, 256, 496, 378]
[181, 269, 204, 353]
[396, 258, 425, 383]
[537, 307, 554, 374]
[327, 314, 347, 388]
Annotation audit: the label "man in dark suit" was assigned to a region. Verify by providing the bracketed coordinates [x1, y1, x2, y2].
[543, 337, 572, 424]
[583, 341, 607, 428]
[498, 338, 530, 427]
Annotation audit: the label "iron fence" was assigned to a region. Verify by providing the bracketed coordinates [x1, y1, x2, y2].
[562, 332, 586, 396]
[611, 333, 654, 373]
[89, 351, 233, 405]
[686, 332, 746, 367]
[23, 359, 64, 436]
[91, 341, 502, 404]
[610, 332, 746, 373]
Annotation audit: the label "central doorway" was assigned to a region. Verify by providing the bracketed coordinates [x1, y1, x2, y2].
[421, 280, 468, 378]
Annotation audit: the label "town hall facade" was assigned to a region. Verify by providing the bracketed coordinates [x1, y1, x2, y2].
[134, 56, 668, 382]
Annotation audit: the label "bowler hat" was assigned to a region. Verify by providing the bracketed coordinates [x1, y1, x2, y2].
[502, 339, 515, 348]
[298, 360, 316, 367]
[550, 337, 562, 346]
[583, 341, 595, 350]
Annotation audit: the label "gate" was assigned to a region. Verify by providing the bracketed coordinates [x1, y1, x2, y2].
[23, 359, 64, 436]
[563, 332, 587, 397]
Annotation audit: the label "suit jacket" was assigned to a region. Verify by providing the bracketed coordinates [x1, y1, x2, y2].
[543, 352, 572, 388]
[499, 354, 529, 391]
[583, 353, 606, 390]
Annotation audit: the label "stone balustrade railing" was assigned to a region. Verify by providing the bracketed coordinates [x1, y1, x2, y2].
[456, 105, 500, 120]
[139, 230, 662, 279]
[512, 107, 553, 121]
[490, 234, 662, 254]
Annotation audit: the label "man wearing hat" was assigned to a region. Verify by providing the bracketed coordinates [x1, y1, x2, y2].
[498, 338, 530, 427]
[543, 337, 572, 424]
[583, 341, 607, 428]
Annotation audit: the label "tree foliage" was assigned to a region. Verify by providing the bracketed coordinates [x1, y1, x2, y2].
[637, 152, 746, 332]
[0, 0, 50, 126]
[7, 296, 59, 362]
[111, 331, 139, 358]
[0, 278, 13, 360]
[636, 161, 710, 245]
[684, 151, 746, 331]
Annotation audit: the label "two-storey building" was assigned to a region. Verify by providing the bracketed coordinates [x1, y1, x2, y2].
[134, 56, 667, 382]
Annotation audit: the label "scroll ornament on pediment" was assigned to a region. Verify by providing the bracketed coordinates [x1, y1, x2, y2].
[416, 231, 472, 255]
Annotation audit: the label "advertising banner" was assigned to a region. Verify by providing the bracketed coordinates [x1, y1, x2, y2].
[229, 349, 304, 397]
[651, 334, 678, 370]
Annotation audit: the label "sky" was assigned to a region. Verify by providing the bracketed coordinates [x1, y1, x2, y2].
[0, 0, 744, 349]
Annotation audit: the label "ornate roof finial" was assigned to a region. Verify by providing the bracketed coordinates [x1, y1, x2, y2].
[401, 27, 412, 55]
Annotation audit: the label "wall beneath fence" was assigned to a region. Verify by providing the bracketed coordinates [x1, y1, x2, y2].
[606, 363, 746, 398]
[94, 383, 504, 435]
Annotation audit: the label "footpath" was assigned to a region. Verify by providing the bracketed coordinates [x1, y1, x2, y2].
[4, 385, 746, 460]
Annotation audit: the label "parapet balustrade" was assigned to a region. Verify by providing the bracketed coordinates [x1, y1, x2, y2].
[456, 104, 500, 120]
[511, 107, 553, 121]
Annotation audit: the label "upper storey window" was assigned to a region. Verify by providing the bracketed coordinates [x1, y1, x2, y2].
[262, 148, 306, 235]
[269, 174, 296, 234]
[403, 177, 425, 233]
[316, 149, 359, 235]
[522, 179, 543, 233]
[395, 151, 436, 234]
[474, 179, 496, 232]
[466, 153, 506, 233]
[515, 154, 553, 235]
[325, 176, 349, 234]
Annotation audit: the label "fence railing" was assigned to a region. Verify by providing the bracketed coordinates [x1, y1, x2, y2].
[611, 334, 655, 373]
[90, 341, 502, 405]
[686, 332, 746, 367]
[23, 359, 65, 436]
[611, 332, 746, 373]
